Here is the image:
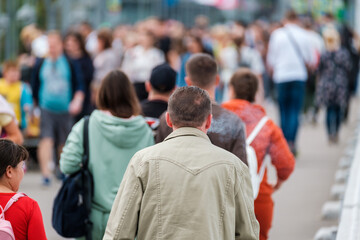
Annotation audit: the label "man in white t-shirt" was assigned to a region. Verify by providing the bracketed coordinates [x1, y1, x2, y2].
[267, 10, 315, 154]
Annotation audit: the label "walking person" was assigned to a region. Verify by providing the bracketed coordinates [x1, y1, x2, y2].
[60, 70, 154, 239]
[0, 96, 23, 145]
[0, 60, 33, 130]
[0, 139, 47, 240]
[104, 86, 259, 240]
[64, 31, 95, 122]
[156, 53, 248, 164]
[316, 27, 352, 143]
[141, 63, 176, 130]
[31, 31, 84, 185]
[267, 10, 314, 154]
[121, 31, 165, 101]
[222, 68, 295, 240]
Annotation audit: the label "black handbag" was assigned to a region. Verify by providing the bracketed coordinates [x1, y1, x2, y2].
[52, 116, 94, 239]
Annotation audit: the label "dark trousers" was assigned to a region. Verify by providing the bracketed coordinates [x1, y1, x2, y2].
[277, 81, 306, 144]
[326, 104, 342, 137]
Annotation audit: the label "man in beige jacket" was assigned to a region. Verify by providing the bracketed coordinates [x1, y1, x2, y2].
[103, 86, 259, 240]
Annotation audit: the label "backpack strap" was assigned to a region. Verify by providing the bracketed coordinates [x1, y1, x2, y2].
[246, 116, 269, 145]
[82, 116, 90, 169]
[0, 193, 26, 219]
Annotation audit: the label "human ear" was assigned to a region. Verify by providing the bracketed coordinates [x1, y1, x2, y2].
[185, 76, 192, 86]
[145, 81, 152, 93]
[215, 75, 220, 86]
[165, 112, 173, 128]
[228, 85, 235, 100]
[5, 166, 13, 179]
[205, 114, 212, 130]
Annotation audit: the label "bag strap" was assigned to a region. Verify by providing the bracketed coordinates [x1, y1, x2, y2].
[284, 27, 307, 67]
[82, 116, 90, 169]
[246, 116, 269, 145]
[258, 156, 271, 184]
[0, 193, 26, 219]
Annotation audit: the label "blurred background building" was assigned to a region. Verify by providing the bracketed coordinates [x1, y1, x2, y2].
[0, 0, 358, 62]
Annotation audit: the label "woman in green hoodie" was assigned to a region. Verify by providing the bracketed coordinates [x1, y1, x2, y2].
[60, 70, 154, 239]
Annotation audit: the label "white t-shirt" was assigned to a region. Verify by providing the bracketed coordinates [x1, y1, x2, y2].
[121, 45, 165, 83]
[32, 35, 48, 58]
[267, 23, 315, 83]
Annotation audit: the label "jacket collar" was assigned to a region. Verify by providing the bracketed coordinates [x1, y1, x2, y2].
[223, 99, 266, 114]
[164, 127, 210, 142]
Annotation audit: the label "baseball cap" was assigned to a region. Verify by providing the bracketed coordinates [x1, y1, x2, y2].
[149, 63, 176, 93]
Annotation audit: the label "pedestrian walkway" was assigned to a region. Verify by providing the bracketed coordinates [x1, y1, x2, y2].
[18, 98, 360, 240]
[18, 172, 65, 240]
[269, 98, 360, 240]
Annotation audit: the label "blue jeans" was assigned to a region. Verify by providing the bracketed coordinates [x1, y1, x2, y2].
[326, 104, 342, 137]
[277, 81, 306, 144]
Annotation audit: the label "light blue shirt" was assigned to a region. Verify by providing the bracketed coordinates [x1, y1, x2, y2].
[20, 83, 33, 129]
[39, 55, 72, 112]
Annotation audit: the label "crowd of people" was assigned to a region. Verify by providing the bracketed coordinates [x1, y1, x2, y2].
[0, 8, 358, 240]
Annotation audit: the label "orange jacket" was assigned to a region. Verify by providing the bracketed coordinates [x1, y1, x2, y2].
[222, 99, 295, 195]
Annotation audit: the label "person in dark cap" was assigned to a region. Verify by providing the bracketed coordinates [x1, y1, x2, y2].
[141, 63, 176, 130]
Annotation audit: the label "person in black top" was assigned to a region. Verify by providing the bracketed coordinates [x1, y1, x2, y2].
[64, 31, 95, 122]
[141, 63, 176, 130]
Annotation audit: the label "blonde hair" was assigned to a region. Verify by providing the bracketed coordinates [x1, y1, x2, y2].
[323, 27, 341, 51]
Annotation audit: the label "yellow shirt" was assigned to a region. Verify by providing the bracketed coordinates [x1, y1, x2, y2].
[0, 79, 22, 123]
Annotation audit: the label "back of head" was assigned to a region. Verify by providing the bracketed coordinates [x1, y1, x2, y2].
[230, 68, 258, 102]
[284, 10, 298, 22]
[97, 28, 113, 50]
[150, 64, 176, 94]
[168, 86, 212, 128]
[0, 139, 28, 177]
[322, 27, 341, 51]
[97, 70, 141, 118]
[185, 53, 218, 89]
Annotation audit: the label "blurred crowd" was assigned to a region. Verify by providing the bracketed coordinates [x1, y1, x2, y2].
[0, 9, 358, 166]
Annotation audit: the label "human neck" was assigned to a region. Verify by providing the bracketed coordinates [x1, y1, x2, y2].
[4, 79, 17, 85]
[172, 125, 207, 133]
[68, 50, 82, 59]
[201, 86, 216, 102]
[0, 181, 14, 193]
[148, 92, 170, 102]
[49, 53, 62, 61]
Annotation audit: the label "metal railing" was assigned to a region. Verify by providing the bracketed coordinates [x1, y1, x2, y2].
[336, 125, 360, 240]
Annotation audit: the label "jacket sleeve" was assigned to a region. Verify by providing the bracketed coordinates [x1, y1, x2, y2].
[103, 155, 143, 240]
[234, 165, 259, 240]
[268, 121, 295, 181]
[231, 119, 248, 166]
[69, 58, 85, 93]
[155, 113, 172, 143]
[59, 119, 84, 174]
[30, 58, 43, 105]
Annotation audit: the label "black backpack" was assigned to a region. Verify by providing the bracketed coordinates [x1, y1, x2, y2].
[52, 116, 94, 239]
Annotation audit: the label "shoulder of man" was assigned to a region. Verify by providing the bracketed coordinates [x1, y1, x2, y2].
[155, 112, 172, 143]
[211, 104, 246, 133]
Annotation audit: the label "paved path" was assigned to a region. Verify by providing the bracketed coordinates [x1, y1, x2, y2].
[269, 98, 360, 240]
[19, 98, 360, 240]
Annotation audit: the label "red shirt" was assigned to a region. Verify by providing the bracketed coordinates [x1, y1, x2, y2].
[0, 193, 47, 240]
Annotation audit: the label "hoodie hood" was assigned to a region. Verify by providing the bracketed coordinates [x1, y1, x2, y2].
[91, 110, 152, 148]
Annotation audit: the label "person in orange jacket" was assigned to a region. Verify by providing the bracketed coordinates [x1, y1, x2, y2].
[222, 68, 295, 240]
